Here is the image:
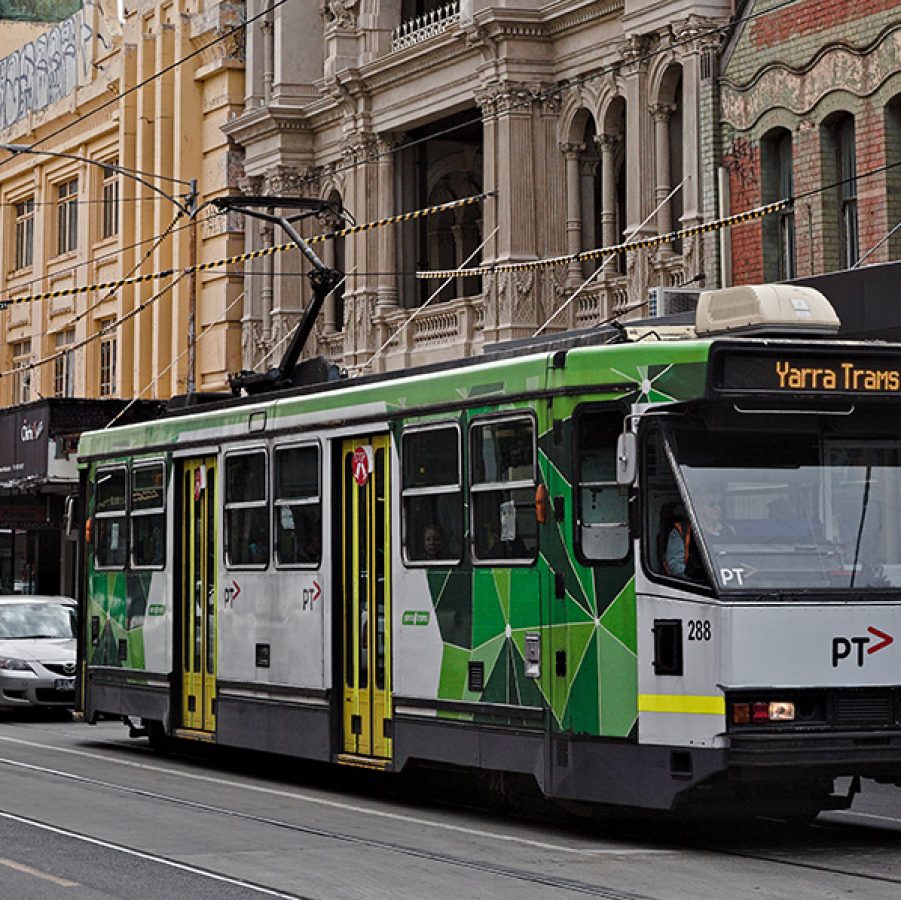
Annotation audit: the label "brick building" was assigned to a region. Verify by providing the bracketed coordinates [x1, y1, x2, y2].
[719, 0, 901, 285]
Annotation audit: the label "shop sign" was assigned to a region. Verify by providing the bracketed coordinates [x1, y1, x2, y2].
[0, 407, 51, 481]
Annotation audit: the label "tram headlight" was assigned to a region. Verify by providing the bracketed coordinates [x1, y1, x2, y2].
[768, 701, 796, 721]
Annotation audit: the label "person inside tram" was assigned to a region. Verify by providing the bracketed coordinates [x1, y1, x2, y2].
[664, 491, 734, 580]
[423, 524, 445, 560]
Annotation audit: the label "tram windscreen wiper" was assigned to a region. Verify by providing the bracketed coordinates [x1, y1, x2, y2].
[849, 464, 872, 589]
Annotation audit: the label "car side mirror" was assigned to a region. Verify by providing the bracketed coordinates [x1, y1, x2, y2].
[64, 494, 81, 538]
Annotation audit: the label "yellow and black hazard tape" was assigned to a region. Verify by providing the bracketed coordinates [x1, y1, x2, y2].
[416, 199, 791, 279]
[0, 193, 493, 309]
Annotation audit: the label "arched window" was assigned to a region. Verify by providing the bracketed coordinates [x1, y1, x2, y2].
[820, 112, 859, 271]
[761, 128, 795, 280]
[835, 116, 859, 268]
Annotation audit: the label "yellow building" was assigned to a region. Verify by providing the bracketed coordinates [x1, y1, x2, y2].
[0, 0, 245, 406]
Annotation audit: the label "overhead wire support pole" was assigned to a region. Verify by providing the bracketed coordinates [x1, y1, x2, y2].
[212, 196, 344, 395]
[187, 178, 199, 395]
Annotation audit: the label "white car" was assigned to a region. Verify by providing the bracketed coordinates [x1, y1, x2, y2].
[0, 596, 77, 710]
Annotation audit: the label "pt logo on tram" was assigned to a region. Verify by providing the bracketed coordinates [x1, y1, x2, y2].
[831, 627, 894, 667]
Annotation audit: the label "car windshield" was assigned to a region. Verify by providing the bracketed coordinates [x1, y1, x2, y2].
[664, 418, 901, 591]
[0, 603, 76, 639]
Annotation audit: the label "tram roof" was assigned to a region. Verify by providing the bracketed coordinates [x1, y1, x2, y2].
[76, 326, 901, 462]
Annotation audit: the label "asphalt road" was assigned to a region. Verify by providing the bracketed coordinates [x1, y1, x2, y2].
[0, 712, 899, 899]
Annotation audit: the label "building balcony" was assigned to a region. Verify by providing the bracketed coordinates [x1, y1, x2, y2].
[392, 2, 461, 52]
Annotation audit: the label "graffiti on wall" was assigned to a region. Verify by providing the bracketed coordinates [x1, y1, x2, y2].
[0, 8, 94, 132]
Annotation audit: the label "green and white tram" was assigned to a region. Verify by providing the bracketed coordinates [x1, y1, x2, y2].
[77, 284, 901, 816]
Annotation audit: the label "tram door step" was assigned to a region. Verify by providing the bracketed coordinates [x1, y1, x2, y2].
[335, 753, 393, 772]
[171, 728, 217, 743]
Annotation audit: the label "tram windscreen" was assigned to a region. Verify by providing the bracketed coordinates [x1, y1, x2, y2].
[664, 420, 901, 591]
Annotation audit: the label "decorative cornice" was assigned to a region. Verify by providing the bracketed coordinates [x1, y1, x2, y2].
[544, 0, 624, 38]
[721, 25, 901, 132]
[222, 104, 311, 145]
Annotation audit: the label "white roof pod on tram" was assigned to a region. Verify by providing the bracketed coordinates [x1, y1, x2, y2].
[695, 284, 841, 338]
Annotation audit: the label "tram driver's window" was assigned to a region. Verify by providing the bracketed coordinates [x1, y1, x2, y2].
[402, 425, 462, 565]
[131, 462, 166, 568]
[274, 445, 321, 567]
[576, 411, 629, 562]
[95, 466, 128, 569]
[225, 450, 269, 567]
[470, 417, 537, 564]
[645, 427, 701, 583]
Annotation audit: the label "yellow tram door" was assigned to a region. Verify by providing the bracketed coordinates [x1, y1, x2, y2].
[180, 458, 218, 734]
[340, 436, 393, 761]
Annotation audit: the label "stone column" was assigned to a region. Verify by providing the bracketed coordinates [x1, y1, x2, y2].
[651, 103, 676, 251]
[597, 134, 620, 250]
[262, 4, 274, 103]
[621, 35, 655, 235]
[376, 133, 402, 310]
[561, 142, 585, 290]
[674, 16, 725, 284]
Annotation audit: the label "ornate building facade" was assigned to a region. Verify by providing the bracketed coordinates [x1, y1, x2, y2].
[226, 0, 733, 375]
[719, 0, 901, 285]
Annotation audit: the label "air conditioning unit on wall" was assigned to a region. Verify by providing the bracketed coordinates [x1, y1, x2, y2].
[647, 286, 701, 318]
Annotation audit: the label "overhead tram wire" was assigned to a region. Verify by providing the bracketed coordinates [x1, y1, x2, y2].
[70, 210, 186, 329]
[416, 157, 901, 284]
[0, 218, 196, 305]
[354, 225, 500, 377]
[0, 193, 492, 309]
[534, 177, 687, 337]
[0, 271, 190, 381]
[105, 289, 248, 430]
[854, 220, 901, 269]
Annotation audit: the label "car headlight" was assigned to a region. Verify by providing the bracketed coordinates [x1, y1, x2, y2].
[0, 657, 35, 672]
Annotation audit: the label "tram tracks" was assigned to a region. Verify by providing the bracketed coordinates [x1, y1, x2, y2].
[1, 729, 900, 898]
[0, 752, 660, 900]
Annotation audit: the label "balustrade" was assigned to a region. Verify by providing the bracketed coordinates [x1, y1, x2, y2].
[392, 2, 461, 52]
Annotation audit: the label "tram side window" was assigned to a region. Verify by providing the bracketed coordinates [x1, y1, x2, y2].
[644, 426, 704, 584]
[402, 426, 463, 564]
[577, 411, 629, 561]
[225, 451, 269, 567]
[94, 466, 128, 569]
[131, 462, 166, 568]
[470, 417, 537, 563]
[274, 445, 321, 567]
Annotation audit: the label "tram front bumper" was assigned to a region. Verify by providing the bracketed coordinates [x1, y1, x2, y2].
[727, 729, 901, 778]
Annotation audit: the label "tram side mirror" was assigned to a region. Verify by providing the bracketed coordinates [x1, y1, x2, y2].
[64, 494, 81, 538]
[616, 432, 637, 486]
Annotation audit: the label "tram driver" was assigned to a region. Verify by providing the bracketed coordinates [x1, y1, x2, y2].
[664, 491, 734, 580]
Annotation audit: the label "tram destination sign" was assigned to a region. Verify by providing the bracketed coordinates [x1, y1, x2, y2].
[710, 346, 901, 397]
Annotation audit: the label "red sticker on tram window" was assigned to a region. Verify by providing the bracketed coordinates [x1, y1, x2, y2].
[352, 446, 373, 486]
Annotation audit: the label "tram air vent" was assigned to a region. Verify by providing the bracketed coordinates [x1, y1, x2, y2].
[695, 284, 840, 338]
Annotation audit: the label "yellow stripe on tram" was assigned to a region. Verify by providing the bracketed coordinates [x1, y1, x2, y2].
[638, 694, 726, 716]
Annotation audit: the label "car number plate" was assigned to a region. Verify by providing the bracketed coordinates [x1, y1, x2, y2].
[54, 678, 75, 691]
